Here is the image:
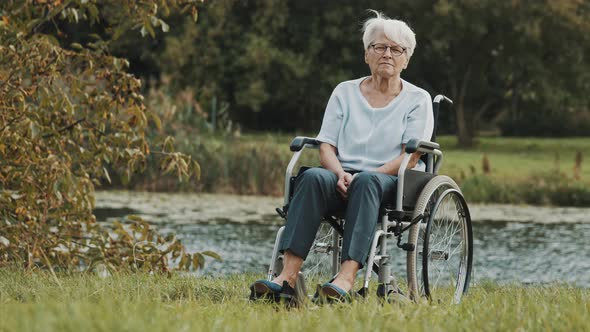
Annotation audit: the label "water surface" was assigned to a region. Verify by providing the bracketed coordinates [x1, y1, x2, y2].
[94, 191, 590, 287]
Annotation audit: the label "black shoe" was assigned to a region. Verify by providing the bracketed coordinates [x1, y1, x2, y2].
[278, 281, 297, 307]
[249, 279, 282, 301]
[319, 282, 352, 303]
[249, 280, 297, 305]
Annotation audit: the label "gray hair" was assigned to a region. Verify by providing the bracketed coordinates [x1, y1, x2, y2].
[362, 10, 416, 59]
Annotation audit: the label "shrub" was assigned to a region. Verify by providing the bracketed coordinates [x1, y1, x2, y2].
[0, 1, 210, 273]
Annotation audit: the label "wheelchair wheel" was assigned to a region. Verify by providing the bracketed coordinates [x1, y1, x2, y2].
[268, 222, 342, 282]
[268, 221, 341, 298]
[302, 221, 341, 283]
[422, 188, 473, 303]
[406, 175, 473, 303]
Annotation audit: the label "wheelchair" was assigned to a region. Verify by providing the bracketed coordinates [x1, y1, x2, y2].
[267, 95, 473, 305]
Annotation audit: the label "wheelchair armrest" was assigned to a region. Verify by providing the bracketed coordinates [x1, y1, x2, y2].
[284, 137, 320, 205]
[405, 139, 440, 154]
[290, 136, 320, 152]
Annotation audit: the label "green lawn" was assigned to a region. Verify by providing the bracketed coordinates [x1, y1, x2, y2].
[436, 136, 590, 181]
[1, 269, 588, 331]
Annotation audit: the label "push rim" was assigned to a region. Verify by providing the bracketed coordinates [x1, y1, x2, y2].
[422, 188, 473, 304]
[407, 175, 460, 301]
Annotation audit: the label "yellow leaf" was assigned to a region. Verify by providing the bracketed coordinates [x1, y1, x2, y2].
[140, 226, 149, 241]
[193, 161, 201, 181]
[192, 7, 198, 22]
[127, 215, 143, 222]
[164, 160, 176, 174]
[103, 167, 111, 184]
[201, 251, 222, 261]
[195, 253, 205, 269]
[150, 112, 162, 131]
[192, 255, 199, 270]
[70, 43, 83, 50]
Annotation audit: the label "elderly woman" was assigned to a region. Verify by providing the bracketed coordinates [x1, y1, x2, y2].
[251, 11, 433, 302]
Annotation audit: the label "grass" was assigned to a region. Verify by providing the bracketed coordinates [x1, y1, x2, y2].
[435, 136, 590, 182]
[1, 269, 589, 331]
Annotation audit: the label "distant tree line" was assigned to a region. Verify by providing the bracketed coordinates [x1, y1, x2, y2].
[60, 0, 590, 146]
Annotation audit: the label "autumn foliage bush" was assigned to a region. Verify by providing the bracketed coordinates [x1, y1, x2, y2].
[0, 0, 220, 273]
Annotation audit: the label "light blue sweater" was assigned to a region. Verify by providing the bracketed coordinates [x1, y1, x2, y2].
[316, 77, 434, 172]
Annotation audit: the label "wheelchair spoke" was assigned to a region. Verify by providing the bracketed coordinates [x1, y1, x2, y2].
[302, 222, 340, 281]
[423, 189, 471, 302]
[407, 176, 473, 304]
[447, 241, 463, 260]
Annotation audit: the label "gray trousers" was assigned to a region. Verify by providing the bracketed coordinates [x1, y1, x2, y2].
[278, 168, 398, 267]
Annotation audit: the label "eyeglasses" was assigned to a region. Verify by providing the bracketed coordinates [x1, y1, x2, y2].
[370, 43, 406, 57]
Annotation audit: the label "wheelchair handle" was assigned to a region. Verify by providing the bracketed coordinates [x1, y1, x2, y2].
[432, 95, 452, 143]
[290, 136, 320, 152]
[284, 136, 320, 205]
[405, 139, 440, 154]
[433, 94, 453, 104]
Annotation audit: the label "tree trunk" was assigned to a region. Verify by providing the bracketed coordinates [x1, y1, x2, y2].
[453, 66, 475, 148]
[455, 101, 474, 147]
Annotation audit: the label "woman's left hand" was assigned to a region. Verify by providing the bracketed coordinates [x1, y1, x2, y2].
[337, 172, 354, 199]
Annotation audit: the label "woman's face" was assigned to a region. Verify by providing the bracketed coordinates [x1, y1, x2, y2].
[364, 31, 409, 79]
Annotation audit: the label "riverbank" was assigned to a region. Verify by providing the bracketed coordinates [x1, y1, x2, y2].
[94, 191, 590, 225]
[105, 135, 590, 207]
[1, 269, 587, 331]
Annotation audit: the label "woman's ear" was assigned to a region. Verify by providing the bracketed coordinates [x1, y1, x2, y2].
[364, 50, 368, 64]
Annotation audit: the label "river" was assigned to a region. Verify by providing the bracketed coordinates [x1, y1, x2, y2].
[94, 191, 590, 287]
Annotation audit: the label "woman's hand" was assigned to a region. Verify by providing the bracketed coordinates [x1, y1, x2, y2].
[337, 172, 354, 199]
[319, 142, 354, 199]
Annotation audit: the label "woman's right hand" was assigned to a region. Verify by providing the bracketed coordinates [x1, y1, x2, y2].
[336, 172, 354, 199]
[319, 143, 353, 199]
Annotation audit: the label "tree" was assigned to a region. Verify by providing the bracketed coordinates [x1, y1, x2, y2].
[150, 0, 590, 146]
[29, 0, 582, 147]
[0, 0, 220, 272]
[156, 0, 372, 131]
[399, 0, 590, 146]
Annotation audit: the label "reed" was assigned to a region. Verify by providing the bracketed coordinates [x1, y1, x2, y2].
[105, 134, 590, 206]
